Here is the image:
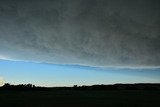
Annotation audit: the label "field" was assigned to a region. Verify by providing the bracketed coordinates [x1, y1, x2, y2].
[0, 90, 160, 107]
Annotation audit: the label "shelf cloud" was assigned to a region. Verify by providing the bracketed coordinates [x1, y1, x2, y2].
[0, 0, 160, 68]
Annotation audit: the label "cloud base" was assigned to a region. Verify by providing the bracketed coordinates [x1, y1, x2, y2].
[0, 0, 160, 68]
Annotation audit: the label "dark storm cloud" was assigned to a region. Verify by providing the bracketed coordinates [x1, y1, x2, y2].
[0, 0, 160, 68]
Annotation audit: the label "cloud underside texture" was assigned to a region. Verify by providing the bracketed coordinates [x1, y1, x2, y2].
[0, 0, 160, 67]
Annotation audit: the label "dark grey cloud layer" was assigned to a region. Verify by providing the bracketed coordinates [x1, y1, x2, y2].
[0, 0, 160, 67]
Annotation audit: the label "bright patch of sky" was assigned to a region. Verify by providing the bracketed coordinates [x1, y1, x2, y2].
[0, 60, 160, 87]
[0, 77, 4, 86]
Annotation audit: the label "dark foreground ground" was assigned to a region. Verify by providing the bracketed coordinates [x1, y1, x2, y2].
[0, 90, 160, 107]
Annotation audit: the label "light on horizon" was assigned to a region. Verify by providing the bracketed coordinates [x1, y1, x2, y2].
[0, 77, 4, 86]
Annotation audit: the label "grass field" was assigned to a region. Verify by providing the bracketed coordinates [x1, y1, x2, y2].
[0, 90, 160, 107]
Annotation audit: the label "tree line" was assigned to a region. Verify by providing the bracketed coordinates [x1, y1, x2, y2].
[0, 83, 160, 91]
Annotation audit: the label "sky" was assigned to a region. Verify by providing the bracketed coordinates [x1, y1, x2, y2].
[0, 59, 160, 87]
[0, 0, 160, 86]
